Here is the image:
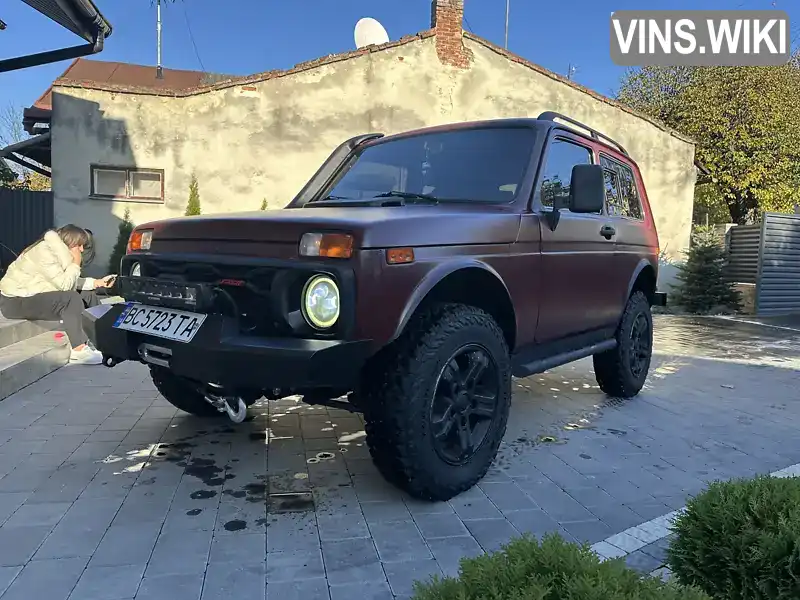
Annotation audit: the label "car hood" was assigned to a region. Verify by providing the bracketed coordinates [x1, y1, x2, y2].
[142, 205, 522, 250]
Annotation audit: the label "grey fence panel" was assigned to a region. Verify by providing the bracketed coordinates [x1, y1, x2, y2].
[726, 223, 761, 284]
[0, 189, 54, 271]
[755, 212, 800, 315]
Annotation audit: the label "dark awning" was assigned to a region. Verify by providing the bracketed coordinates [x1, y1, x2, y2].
[0, 133, 52, 177]
[0, 0, 112, 73]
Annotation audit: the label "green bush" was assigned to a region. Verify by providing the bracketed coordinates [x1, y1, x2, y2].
[260, 198, 267, 210]
[412, 534, 709, 600]
[667, 475, 800, 600]
[107, 207, 134, 274]
[185, 173, 201, 216]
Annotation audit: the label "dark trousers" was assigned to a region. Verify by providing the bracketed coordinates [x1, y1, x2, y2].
[0, 290, 100, 348]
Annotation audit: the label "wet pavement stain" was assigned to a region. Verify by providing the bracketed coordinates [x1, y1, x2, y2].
[224, 520, 247, 532]
[190, 490, 217, 500]
[183, 458, 226, 486]
[186, 508, 202, 516]
[269, 492, 315, 513]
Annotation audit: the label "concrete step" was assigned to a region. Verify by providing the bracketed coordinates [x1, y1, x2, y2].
[0, 317, 63, 350]
[0, 331, 70, 401]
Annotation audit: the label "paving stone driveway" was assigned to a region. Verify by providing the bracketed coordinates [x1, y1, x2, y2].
[0, 315, 799, 600]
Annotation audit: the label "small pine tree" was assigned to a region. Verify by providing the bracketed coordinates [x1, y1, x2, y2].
[108, 208, 134, 274]
[185, 173, 201, 216]
[260, 198, 267, 210]
[672, 225, 741, 314]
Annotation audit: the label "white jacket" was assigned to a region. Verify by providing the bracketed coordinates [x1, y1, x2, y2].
[0, 230, 95, 298]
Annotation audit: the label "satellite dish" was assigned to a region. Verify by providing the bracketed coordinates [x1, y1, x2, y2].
[354, 17, 390, 49]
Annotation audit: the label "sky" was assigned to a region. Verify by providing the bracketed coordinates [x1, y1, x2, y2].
[0, 0, 795, 114]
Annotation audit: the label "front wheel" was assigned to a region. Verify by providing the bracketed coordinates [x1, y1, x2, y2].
[593, 290, 653, 398]
[361, 303, 512, 501]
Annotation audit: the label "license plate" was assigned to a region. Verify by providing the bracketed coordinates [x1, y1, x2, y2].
[112, 303, 207, 343]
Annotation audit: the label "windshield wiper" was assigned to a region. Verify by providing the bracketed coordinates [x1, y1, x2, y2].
[374, 191, 439, 204]
[317, 194, 352, 202]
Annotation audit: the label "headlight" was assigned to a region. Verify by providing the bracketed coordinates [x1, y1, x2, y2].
[302, 275, 340, 329]
[130, 262, 141, 277]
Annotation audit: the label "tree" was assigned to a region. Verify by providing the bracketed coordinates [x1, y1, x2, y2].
[185, 173, 201, 216]
[617, 59, 800, 224]
[108, 208, 135, 274]
[260, 198, 267, 210]
[672, 225, 740, 314]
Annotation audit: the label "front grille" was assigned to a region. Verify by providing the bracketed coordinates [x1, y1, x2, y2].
[123, 258, 320, 338]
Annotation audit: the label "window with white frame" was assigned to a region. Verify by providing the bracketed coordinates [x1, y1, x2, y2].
[91, 166, 164, 202]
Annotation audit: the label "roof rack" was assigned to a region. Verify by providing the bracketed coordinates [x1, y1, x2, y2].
[537, 111, 630, 157]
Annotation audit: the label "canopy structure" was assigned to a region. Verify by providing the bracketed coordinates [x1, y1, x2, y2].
[0, 0, 112, 73]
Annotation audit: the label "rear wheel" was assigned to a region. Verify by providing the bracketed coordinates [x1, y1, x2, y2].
[361, 303, 511, 501]
[593, 291, 653, 398]
[150, 366, 223, 418]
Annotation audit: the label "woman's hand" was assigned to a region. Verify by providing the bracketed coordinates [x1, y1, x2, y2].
[70, 246, 82, 265]
[95, 275, 117, 289]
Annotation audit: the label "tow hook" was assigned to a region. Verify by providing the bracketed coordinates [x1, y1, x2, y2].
[102, 355, 123, 368]
[204, 387, 248, 423]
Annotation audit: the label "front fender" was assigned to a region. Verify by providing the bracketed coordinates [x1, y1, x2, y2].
[390, 259, 513, 343]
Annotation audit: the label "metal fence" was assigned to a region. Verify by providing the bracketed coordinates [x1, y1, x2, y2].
[725, 223, 761, 284]
[726, 212, 800, 315]
[0, 189, 53, 272]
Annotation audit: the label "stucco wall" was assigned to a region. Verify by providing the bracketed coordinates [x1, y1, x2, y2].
[51, 36, 695, 278]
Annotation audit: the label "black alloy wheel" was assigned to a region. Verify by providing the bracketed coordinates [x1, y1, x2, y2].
[628, 311, 651, 379]
[429, 344, 500, 465]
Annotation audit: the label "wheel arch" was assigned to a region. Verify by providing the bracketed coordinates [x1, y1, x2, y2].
[390, 261, 517, 351]
[627, 259, 657, 305]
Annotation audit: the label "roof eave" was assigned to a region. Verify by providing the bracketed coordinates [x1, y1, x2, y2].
[0, 1, 111, 73]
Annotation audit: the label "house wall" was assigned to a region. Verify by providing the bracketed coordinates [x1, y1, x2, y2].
[51, 35, 696, 279]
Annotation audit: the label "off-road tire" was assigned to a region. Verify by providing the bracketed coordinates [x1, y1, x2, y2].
[361, 303, 512, 501]
[150, 366, 222, 418]
[593, 291, 653, 398]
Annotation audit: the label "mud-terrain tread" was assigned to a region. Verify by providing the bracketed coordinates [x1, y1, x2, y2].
[150, 366, 222, 418]
[361, 302, 511, 501]
[593, 291, 652, 398]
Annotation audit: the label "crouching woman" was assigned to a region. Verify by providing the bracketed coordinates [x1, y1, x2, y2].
[0, 225, 116, 365]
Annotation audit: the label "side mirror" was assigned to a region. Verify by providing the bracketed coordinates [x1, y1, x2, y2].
[569, 164, 605, 214]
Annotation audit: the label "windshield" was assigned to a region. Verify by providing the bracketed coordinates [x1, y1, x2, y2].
[320, 127, 536, 204]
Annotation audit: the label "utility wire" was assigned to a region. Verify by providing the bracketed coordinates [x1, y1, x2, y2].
[179, 0, 206, 72]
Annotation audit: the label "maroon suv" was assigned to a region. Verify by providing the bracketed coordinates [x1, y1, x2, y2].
[84, 112, 666, 501]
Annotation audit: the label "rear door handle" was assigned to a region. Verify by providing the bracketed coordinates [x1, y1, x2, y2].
[600, 225, 616, 240]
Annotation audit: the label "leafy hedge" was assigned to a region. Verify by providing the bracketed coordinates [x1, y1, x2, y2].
[412, 534, 709, 600]
[668, 475, 800, 600]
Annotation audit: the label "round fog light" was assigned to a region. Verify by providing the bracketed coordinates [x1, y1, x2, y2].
[302, 275, 340, 329]
[130, 262, 141, 277]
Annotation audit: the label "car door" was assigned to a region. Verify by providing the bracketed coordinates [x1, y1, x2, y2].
[600, 154, 651, 317]
[535, 134, 619, 343]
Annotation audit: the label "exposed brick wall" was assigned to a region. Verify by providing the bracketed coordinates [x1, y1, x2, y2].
[431, 0, 472, 68]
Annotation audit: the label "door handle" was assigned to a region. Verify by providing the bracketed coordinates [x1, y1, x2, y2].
[600, 224, 616, 240]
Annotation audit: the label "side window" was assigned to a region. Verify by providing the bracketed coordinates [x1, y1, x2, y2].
[603, 167, 623, 216]
[600, 155, 644, 219]
[618, 163, 644, 220]
[539, 139, 592, 209]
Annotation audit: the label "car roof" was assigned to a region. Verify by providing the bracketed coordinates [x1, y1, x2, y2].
[367, 116, 632, 162]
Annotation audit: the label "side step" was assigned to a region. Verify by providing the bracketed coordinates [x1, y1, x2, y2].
[0, 319, 69, 401]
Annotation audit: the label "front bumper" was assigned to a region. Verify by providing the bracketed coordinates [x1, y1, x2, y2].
[82, 304, 372, 391]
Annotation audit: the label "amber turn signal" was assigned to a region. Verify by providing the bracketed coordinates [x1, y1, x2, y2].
[299, 233, 354, 259]
[386, 247, 415, 264]
[126, 229, 153, 254]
